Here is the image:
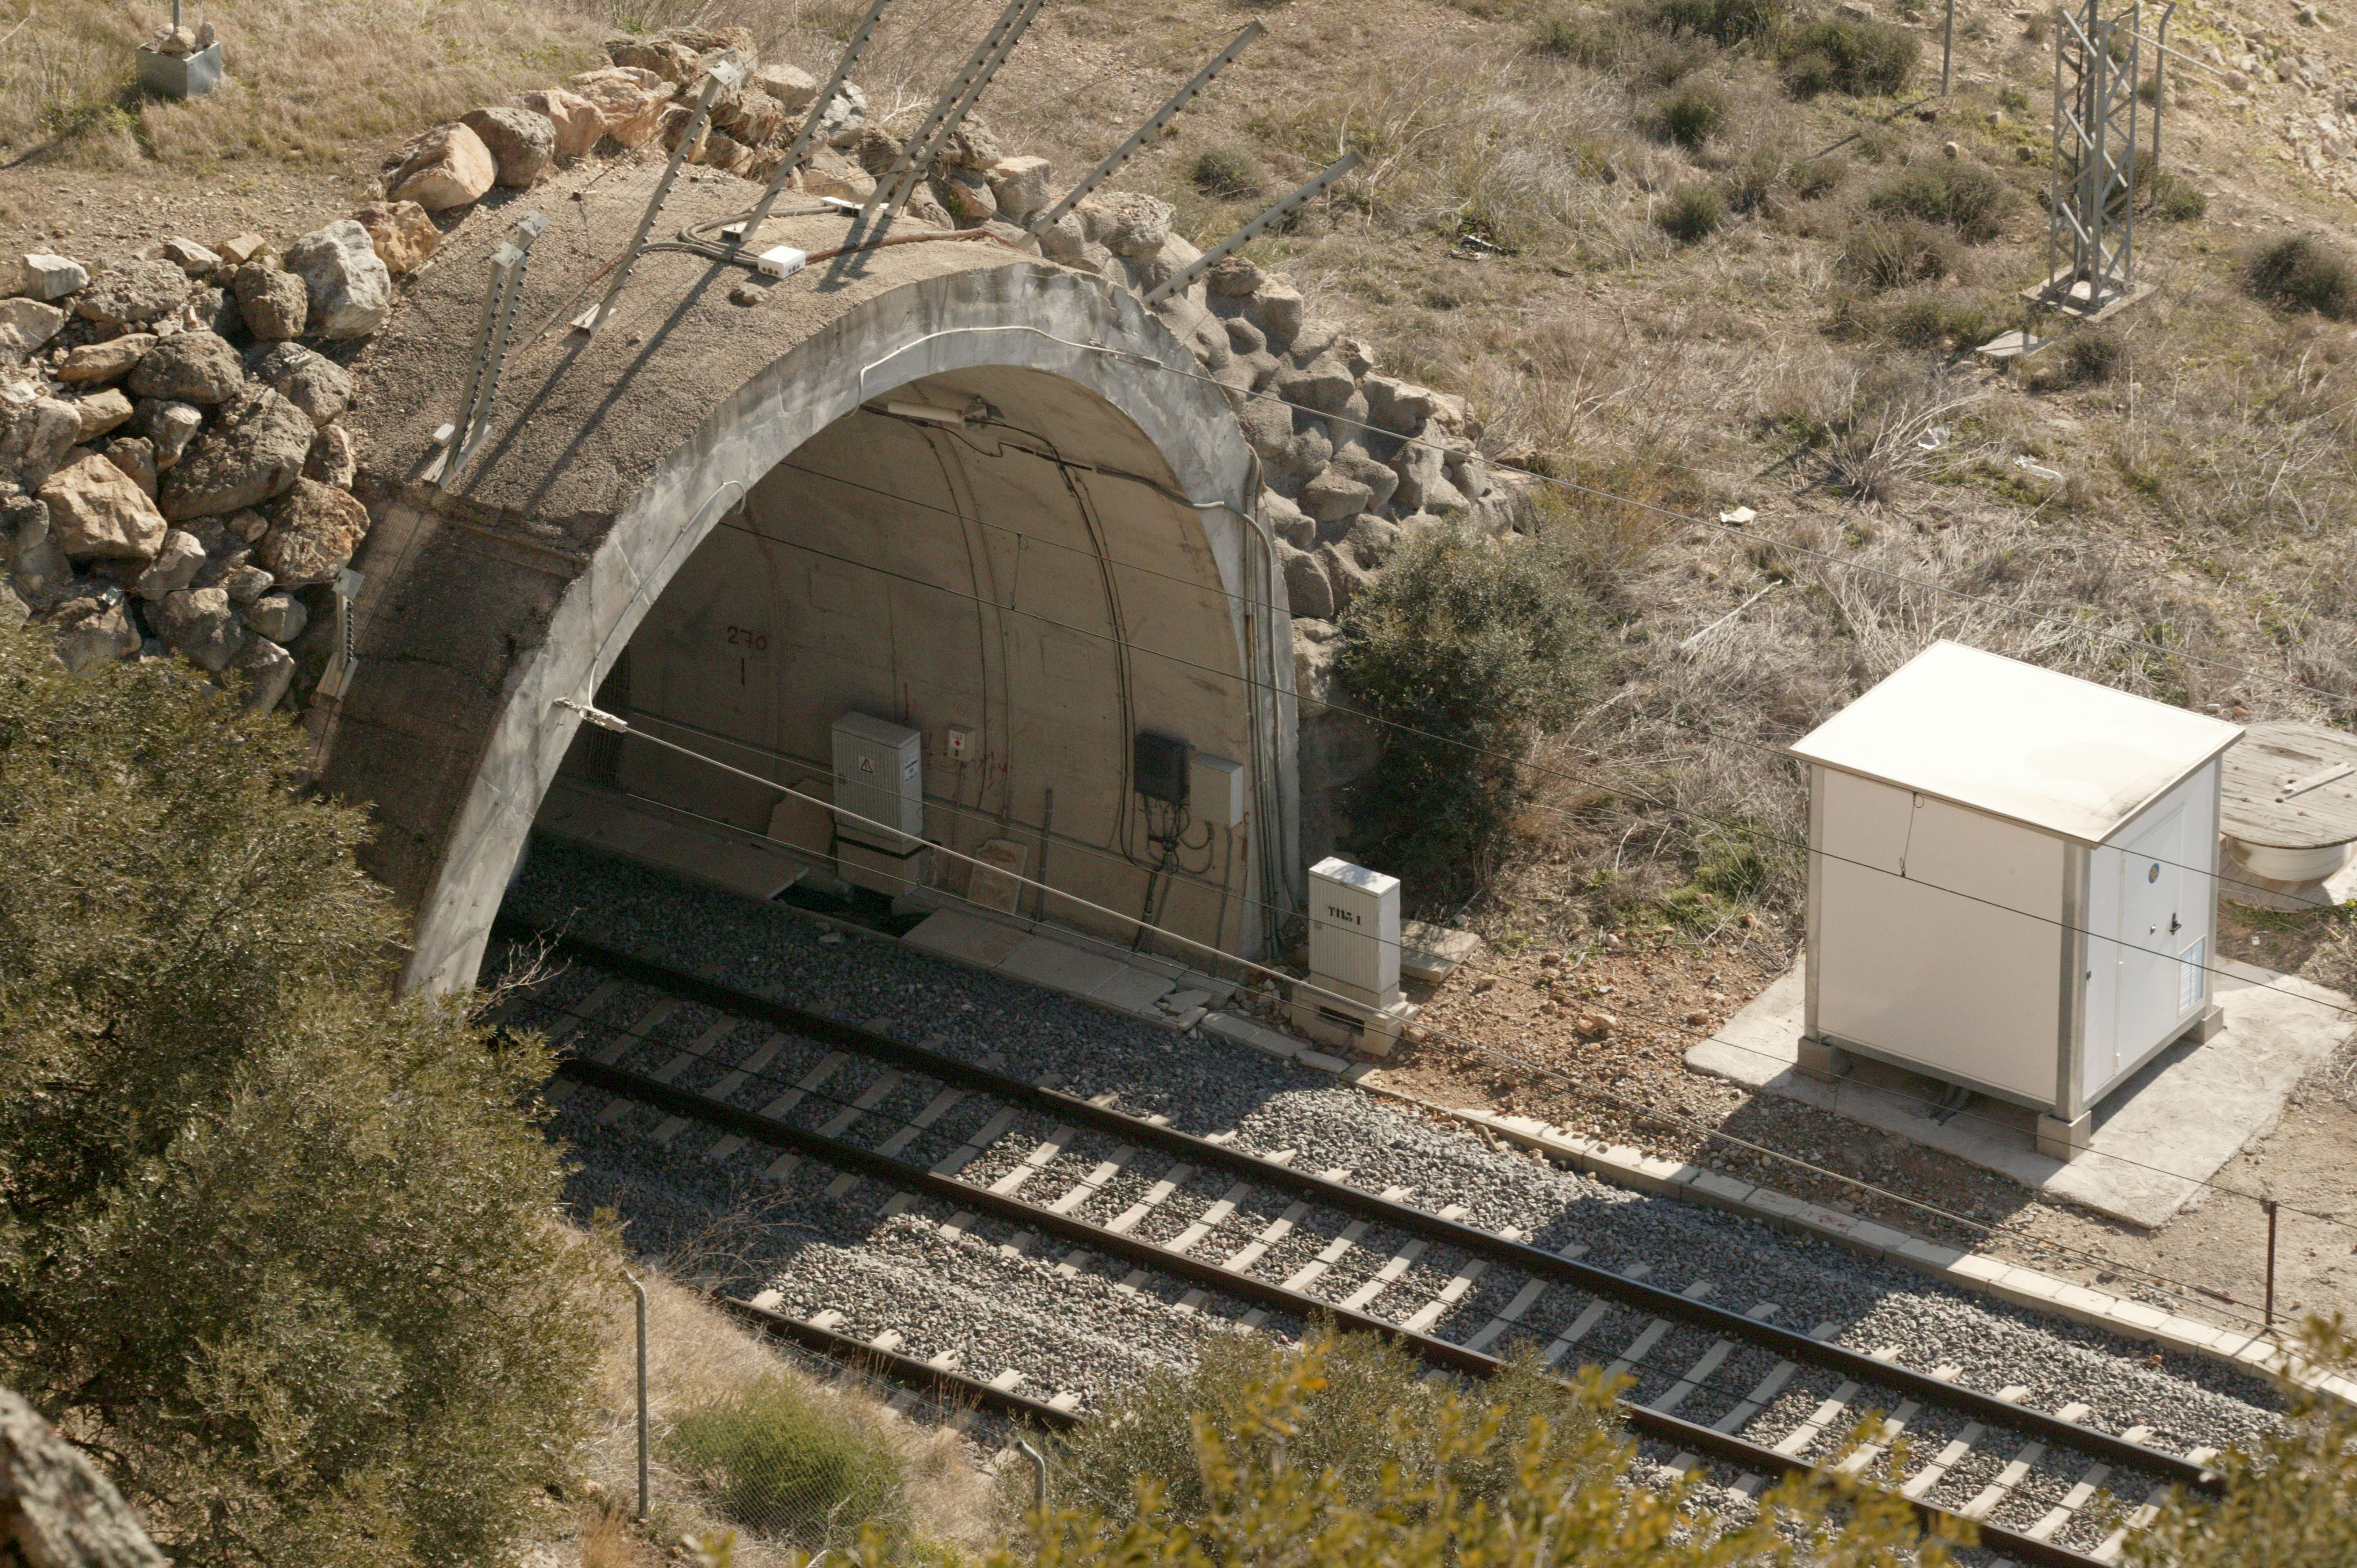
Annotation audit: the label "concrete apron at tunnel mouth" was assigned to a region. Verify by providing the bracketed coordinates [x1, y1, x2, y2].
[312, 165, 1300, 994]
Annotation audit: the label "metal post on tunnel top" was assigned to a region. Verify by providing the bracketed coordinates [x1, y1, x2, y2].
[1029, 21, 1264, 237]
[426, 209, 547, 488]
[1143, 151, 1361, 306]
[626, 1271, 650, 1520]
[733, 0, 894, 253]
[854, 0, 1042, 233]
[576, 54, 747, 336]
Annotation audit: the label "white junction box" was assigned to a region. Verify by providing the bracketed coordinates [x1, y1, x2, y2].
[832, 712, 925, 894]
[1791, 640, 2242, 1159]
[1307, 856, 1401, 1006]
[757, 245, 807, 278]
[1190, 753, 1246, 827]
[1294, 856, 1415, 1057]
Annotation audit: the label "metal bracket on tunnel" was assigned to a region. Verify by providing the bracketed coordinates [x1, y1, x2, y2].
[314, 567, 365, 702]
[1144, 152, 1361, 305]
[574, 53, 748, 337]
[1029, 20, 1264, 237]
[848, 0, 1040, 243]
[731, 0, 894, 253]
[426, 209, 547, 489]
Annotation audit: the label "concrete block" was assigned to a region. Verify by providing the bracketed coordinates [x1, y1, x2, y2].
[1994, 1268, 2067, 1302]
[2157, 1315, 2225, 1351]
[2181, 1004, 2228, 1043]
[2036, 1109, 2094, 1162]
[2107, 1299, 2170, 1331]
[1298, 1048, 1349, 1074]
[1687, 1171, 1757, 1208]
[1892, 1237, 1970, 1274]
[1202, 1011, 1300, 1059]
[2053, 1283, 2117, 1318]
[1745, 1188, 1809, 1221]
[1948, 1251, 2011, 1284]
[1795, 1035, 1851, 1083]
[1845, 1220, 1912, 1257]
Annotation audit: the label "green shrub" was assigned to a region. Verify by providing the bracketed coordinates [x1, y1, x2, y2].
[1051, 1329, 1617, 1526]
[2247, 233, 2357, 320]
[1780, 17, 1917, 96]
[1658, 180, 1726, 241]
[1841, 217, 1957, 287]
[0, 624, 595, 1567]
[1531, 9, 1630, 61]
[1188, 143, 1266, 200]
[1647, 0, 1794, 46]
[2143, 168, 2207, 220]
[1792, 153, 1847, 197]
[2059, 326, 2125, 385]
[665, 1374, 907, 1544]
[1653, 83, 1727, 144]
[1336, 524, 1605, 891]
[1868, 162, 2010, 241]
[1842, 288, 1997, 349]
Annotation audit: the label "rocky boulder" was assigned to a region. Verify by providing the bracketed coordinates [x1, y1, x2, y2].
[104, 435, 156, 498]
[9, 252, 88, 300]
[159, 387, 313, 520]
[243, 591, 307, 643]
[1078, 191, 1172, 257]
[1277, 539, 1336, 620]
[126, 329, 244, 404]
[49, 595, 140, 673]
[1242, 280, 1304, 351]
[132, 528, 207, 599]
[57, 333, 154, 386]
[570, 67, 675, 148]
[142, 401, 202, 470]
[304, 423, 356, 488]
[1206, 255, 1263, 297]
[0, 297, 64, 354]
[154, 585, 244, 672]
[385, 123, 497, 212]
[258, 478, 368, 587]
[72, 389, 134, 443]
[69, 259, 188, 328]
[1300, 466, 1374, 525]
[756, 62, 817, 111]
[39, 451, 168, 561]
[232, 262, 308, 340]
[935, 169, 995, 222]
[518, 88, 606, 159]
[227, 633, 295, 710]
[986, 156, 1054, 225]
[250, 343, 354, 429]
[351, 201, 440, 276]
[160, 235, 220, 274]
[3, 392, 85, 489]
[604, 34, 701, 82]
[462, 106, 556, 187]
[285, 220, 393, 339]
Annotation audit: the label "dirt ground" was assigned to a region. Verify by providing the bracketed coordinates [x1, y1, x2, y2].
[1370, 902, 2357, 1344]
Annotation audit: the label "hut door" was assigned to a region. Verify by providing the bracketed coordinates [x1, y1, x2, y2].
[2112, 804, 2186, 1074]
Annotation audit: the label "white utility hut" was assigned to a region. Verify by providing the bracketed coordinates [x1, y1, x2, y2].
[1789, 641, 2242, 1160]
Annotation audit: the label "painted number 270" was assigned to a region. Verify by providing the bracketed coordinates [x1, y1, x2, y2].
[726, 625, 770, 651]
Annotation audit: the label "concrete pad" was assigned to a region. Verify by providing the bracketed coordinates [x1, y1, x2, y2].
[905, 909, 1032, 968]
[1401, 920, 1485, 983]
[535, 779, 805, 900]
[1685, 959, 2354, 1228]
[994, 934, 1129, 998]
[1089, 962, 1178, 1016]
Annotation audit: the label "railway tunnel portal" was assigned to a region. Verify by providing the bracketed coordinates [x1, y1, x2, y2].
[320, 168, 1299, 994]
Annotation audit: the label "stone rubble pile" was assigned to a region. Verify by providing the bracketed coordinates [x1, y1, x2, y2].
[0, 222, 381, 708]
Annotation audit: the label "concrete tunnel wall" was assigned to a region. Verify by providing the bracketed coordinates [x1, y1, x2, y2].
[575, 364, 1277, 961]
[323, 261, 1301, 994]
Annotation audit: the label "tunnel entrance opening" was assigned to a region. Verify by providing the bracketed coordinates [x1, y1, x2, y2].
[519, 364, 1280, 964]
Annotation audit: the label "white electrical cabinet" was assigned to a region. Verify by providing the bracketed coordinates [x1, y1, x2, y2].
[1190, 753, 1247, 827]
[1307, 856, 1401, 1006]
[831, 712, 925, 894]
[1792, 641, 2241, 1151]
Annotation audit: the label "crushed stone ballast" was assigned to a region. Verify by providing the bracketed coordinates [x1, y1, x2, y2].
[498, 921, 2235, 1566]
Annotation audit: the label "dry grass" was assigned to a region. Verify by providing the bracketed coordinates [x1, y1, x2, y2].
[551, 1266, 995, 1567]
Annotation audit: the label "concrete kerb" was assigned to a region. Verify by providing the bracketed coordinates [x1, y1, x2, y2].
[1358, 1084, 2357, 1411]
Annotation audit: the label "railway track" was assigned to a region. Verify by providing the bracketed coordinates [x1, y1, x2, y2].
[495, 920, 2237, 1567]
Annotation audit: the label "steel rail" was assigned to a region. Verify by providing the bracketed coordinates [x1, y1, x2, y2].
[501, 919, 2223, 1499]
[710, 1292, 1080, 1430]
[553, 1043, 2127, 1568]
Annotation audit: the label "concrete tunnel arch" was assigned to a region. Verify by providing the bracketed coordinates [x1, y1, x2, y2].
[322, 190, 1302, 996]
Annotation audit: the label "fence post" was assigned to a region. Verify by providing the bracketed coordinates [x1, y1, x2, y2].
[627, 1271, 650, 1520]
[1016, 1439, 1046, 1512]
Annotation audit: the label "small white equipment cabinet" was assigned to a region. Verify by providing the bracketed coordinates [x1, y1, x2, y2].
[1789, 641, 2242, 1160]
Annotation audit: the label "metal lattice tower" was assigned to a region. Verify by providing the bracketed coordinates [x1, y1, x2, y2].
[2041, 0, 2173, 314]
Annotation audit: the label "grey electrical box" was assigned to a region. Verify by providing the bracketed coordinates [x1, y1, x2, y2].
[1134, 731, 1191, 805]
[832, 712, 923, 850]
